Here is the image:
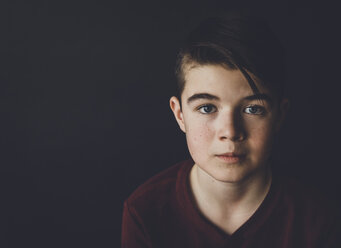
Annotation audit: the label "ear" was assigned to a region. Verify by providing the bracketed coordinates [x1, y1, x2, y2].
[170, 96, 186, 133]
[275, 98, 290, 132]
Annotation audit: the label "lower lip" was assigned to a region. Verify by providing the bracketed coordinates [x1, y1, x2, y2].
[216, 155, 243, 163]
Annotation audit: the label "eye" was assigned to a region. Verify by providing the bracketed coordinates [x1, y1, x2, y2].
[198, 104, 217, 114]
[244, 105, 265, 115]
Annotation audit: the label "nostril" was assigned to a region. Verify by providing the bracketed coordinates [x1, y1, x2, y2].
[218, 125, 245, 141]
[216, 111, 245, 141]
[220, 133, 245, 142]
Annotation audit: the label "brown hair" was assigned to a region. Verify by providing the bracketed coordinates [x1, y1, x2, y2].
[175, 11, 286, 100]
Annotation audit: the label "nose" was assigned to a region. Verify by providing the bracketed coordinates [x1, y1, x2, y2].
[216, 110, 245, 142]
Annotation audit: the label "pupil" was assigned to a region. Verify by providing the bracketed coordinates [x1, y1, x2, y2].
[250, 107, 257, 113]
[204, 106, 211, 112]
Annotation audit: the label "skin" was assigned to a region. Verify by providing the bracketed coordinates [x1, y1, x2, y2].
[170, 64, 288, 234]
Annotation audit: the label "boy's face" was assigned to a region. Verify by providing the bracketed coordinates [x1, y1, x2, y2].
[170, 64, 287, 183]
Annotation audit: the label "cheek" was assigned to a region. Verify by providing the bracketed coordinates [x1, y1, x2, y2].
[248, 123, 276, 156]
[185, 121, 213, 158]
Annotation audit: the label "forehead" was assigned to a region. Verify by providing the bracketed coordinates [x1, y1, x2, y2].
[182, 65, 269, 102]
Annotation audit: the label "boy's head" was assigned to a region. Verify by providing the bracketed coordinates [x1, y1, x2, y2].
[174, 12, 286, 102]
[170, 12, 289, 183]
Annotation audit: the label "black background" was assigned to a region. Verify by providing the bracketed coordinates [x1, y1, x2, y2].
[1, 0, 340, 247]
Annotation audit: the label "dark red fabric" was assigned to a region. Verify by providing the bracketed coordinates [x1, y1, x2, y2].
[121, 160, 340, 248]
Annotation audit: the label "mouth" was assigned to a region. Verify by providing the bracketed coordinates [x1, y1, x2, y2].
[215, 153, 245, 163]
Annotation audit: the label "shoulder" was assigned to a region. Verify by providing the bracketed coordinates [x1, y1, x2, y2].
[276, 174, 340, 237]
[124, 159, 193, 214]
[261, 173, 341, 247]
[121, 160, 194, 247]
[279, 175, 339, 211]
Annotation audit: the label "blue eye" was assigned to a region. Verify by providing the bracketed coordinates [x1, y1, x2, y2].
[198, 105, 217, 114]
[244, 105, 265, 115]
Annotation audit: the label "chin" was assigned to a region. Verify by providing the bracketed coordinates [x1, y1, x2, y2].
[212, 173, 249, 184]
[206, 164, 261, 184]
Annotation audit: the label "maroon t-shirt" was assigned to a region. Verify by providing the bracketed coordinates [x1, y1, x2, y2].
[121, 160, 340, 248]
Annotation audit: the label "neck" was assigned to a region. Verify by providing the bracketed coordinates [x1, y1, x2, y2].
[190, 164, 272, 217]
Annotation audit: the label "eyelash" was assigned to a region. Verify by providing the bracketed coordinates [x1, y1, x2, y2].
[243, 105, 266, 115]
[196, 104, 266, 115]
[197, 104, 217, 114]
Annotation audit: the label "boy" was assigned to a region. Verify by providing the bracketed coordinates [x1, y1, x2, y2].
[121, 12, 339, 248]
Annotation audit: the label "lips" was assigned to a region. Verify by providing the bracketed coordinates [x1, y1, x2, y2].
[216, 152, 245, 163]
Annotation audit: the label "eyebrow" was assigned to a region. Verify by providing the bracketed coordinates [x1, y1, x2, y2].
[244, 93, 273, 104]
[187, 93, 220, 104]
[187, 93, 273, 105]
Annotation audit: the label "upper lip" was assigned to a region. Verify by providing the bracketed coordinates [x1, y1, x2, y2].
[216, 152, 244, 157]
